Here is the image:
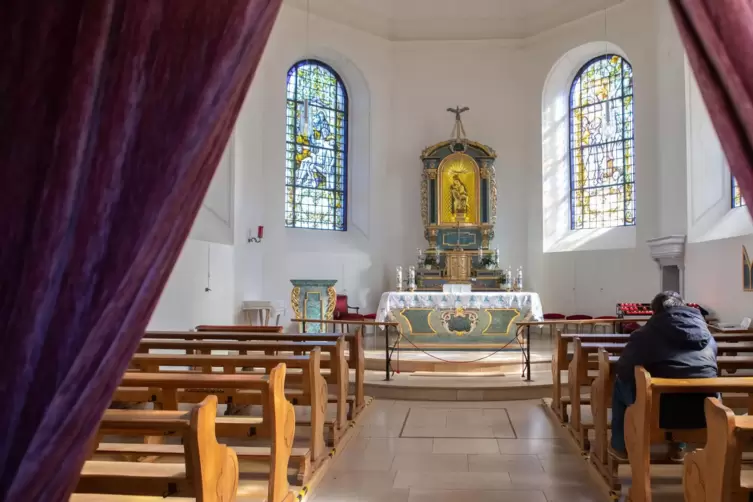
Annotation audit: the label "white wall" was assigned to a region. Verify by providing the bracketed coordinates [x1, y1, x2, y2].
[232, 6, 394, 326]
[389, 39, 529, 274]
[148, 240, 235, 330]
[525, 0, 660, 315]
[149, 0, 753, 326]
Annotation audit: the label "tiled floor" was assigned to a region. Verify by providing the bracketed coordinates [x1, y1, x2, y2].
[310, 399, 606, 502]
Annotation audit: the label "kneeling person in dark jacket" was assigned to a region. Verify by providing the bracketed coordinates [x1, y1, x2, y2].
[611, 291, 717, 461]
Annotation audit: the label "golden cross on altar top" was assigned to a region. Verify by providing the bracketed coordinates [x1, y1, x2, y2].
[447, 106, 469, 140]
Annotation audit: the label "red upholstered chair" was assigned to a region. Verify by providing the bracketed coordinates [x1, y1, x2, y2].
[566, 314, 594, 333]
[622, 321, 641, 334]
[334, 294, 365, 332]
[543, 313, 566, 339]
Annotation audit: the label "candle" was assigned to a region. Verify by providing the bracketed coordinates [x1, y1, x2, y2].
[258, 225, 264, 239]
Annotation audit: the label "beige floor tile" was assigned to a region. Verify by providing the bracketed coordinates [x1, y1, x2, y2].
[331, 448, 395, 472]
[507, 469, 595, 488]
[391, 452, 469, 472]
[316, 469, 397, 492]
[405, 408, 448, 427]
[393, 471, 512, 490]
[542, 486, 607, 502]
[496, 438, 571, 455]
[537, 453, 592, 474]
[311, 488, 411, 502]
[402, 425, 495, 438]
[408, 489, 548, 502]
[468, 454, 544, 473]
[358, 424, 405, 438]
[367, 438, 434, 453]
[433, 438, 501, 454]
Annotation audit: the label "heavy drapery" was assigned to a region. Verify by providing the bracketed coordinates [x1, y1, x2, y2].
[670, 0, 753, 214]
[0, 0, 281, 499]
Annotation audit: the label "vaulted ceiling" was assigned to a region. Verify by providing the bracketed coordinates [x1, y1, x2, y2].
[284, 0, 625, 40]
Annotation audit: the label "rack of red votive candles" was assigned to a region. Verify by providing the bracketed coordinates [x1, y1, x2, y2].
[617, 302, 705, 317]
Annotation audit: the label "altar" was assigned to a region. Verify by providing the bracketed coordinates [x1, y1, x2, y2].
[376, 291, 543, 347]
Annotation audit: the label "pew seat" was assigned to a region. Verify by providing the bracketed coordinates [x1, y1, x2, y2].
[71, 495, 194, 501]
[78, 396, 240, 501]
[96, 443, 312, 483]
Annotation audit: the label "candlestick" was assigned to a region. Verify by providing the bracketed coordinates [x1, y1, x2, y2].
[408, 266, 417, 292]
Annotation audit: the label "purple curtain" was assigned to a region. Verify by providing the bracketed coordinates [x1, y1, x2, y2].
[0, 0, 281, 499]
[669, 0, 753, 216]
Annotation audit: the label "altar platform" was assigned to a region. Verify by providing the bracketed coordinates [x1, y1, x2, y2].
[358, 336, 558, 401]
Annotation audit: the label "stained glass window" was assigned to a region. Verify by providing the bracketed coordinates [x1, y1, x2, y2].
[570, 54, 635, 230]
[286, 60, 348, 231]
[733, 177, 746, 208]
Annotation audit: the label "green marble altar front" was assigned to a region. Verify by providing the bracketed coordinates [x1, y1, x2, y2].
[394, 306, 520, 345]
[290, 279, 337, 333]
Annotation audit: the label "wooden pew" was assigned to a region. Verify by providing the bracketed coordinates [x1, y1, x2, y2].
[683, 397, 753, 502]
[567, 340, 626, 449]
[124, 351, 327, 478]
[136, 338, 349, 444]
[77, 395, 240, 501]
[85, 367, 295, 501]
[146, 328, 366, 418]
[552, 331, 753, 422]
[625, 368, 753, 502]
[78, 396, 239, 500]
[197, 324, 283, 333]
[567, 340, 753, 448]
[550, 331, 631, 421]
[589, 353, 753, 496]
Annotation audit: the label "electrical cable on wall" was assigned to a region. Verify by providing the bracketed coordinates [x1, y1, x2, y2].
[205, 244, 212, 292]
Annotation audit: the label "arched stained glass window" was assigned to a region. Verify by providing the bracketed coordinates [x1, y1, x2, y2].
[733, 177, 746, 208]
[570, 54, 635, 229]
[285, 60, 348, 231]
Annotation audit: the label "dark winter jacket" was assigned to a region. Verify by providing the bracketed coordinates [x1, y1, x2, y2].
[615, 306, 718, 429]
[616, 306, 717, 383]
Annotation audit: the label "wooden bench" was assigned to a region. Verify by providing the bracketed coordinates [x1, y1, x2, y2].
[85, 366, 294, 501]
[146, 328, 366, 418]
[683, 397, 753, 502]
[111, 371, 297, 480]
[567, 340, 626, 449]
[126, 350, 327, 478]
[625, 368, 753, 502]
[589, 352, 753, 496]
[550, 331, 631, 421]
[553, 332, 753, 423]
[136, 338, 349, 444]
[567, 340, 753, 448]
[78, 395, 240, 501]
[197, 324, 283, 333]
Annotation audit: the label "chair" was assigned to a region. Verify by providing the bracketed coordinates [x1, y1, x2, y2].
[566, 314, 594, 333]
[334, 294, 365, 332]
[543, 313, 566, 339]
[593, 315, 618, 334]
[622, 321, 641, 334]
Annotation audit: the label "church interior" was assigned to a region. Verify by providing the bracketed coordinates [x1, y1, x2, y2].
[3, 0, 753, 501]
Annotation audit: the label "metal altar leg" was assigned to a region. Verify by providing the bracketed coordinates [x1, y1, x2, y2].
[527, 325, 532, 382]
[385, 325, 390, 381]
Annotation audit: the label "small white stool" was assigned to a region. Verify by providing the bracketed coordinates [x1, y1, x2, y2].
[241, 301, 275, 326]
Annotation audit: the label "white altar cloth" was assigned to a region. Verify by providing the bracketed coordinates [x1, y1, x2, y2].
[375, 291, 544, 323]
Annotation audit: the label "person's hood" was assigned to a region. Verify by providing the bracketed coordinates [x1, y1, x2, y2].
[648, 306, 711, 350]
